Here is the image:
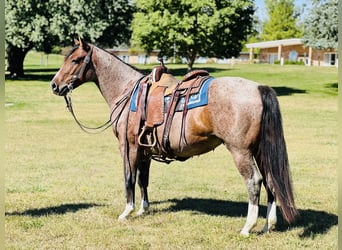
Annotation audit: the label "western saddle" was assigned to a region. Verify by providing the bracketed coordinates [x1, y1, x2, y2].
[133, 60, 211, 162]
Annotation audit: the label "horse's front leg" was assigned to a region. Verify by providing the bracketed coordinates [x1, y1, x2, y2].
[118, 165, 136, 220]
[118, 141, 138, 220]
[137, 155, 151, 216]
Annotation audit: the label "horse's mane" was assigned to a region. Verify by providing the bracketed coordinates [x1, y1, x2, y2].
[96, 44, 147, 75]
[65, 42, 147, 75]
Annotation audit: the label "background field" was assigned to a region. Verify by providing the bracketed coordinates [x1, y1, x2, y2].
[5, 52, 338, 249]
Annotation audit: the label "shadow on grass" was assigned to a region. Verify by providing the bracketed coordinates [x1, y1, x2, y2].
[5, 203, 102, 217]
[155, 197, 337, 238]
[5, 68, 60, 82]
[272, 86, 307, 96]
[323, 82, 338, 95]
[325, 82, 338, 89]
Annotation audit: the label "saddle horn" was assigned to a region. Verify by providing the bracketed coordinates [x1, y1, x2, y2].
[152, 58, 168, 82]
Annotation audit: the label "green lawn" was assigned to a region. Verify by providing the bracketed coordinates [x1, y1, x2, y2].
[5, 53, 338, 249]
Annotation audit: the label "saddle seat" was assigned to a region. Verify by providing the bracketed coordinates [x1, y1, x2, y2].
[149, 69, 210, 96]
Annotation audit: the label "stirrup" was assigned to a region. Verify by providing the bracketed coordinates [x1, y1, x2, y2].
[138, 126, 157, 148]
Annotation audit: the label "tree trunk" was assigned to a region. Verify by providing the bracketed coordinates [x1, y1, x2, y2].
[6, 45, 32, 77]
[187, 54, 196, 72]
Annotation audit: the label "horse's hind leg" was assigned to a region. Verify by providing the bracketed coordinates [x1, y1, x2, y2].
[230, 148, 262, 236]
[255, 153, 277, 233]
[261, 192, 277, 233]
[137, 156, 151, 216]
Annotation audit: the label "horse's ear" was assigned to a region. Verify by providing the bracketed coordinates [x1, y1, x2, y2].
[78, 35, 84, 47]
[74, 38, 80, 46]
[79, 37, 90, 50]
[74, 37, 89, 50]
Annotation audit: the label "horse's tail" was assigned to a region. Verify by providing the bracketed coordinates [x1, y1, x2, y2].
[255, 85, 299, 223]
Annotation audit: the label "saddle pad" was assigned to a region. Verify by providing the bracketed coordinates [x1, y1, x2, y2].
[130, 77, 214, 112]
[166, 77, 213, 111]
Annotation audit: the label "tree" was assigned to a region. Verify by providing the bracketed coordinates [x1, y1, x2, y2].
[302, 0, 338, 49]
[261, 0, 302, 41]
[5, 0, 50, 77]
[5, 0, 135, 77]
[131, 0, 254, 71]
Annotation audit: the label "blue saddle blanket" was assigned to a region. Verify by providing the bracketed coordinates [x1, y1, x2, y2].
[130, 77, 214, 112]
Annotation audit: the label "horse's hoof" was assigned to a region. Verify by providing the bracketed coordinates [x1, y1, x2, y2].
[118, 216, 126, 221]
[136, 207, 148, 216]
[118, 211, 131, 220]
[240, 230, 250, 237]
[261, 221, 276, 234]
[136, 200, 149, 216]
[118, 204, 135, 220]
[136, 209, 144, 216]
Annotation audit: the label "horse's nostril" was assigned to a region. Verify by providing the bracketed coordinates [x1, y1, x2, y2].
[51, 81, 59, 92]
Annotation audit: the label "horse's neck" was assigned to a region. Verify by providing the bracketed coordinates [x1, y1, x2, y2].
[93, 47, 143, 108]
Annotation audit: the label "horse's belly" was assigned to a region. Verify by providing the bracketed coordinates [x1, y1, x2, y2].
[172, 135, 222, 157]
[158, 106, 222, 158]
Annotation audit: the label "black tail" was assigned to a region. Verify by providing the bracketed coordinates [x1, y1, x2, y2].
[256, 85, 299, 223]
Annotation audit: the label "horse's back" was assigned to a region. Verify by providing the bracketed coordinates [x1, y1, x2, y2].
[161, 76, 263, 158]
[209, 77, 262, 105]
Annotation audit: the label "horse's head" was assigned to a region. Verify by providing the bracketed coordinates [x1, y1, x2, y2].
[51, 38, 96, 96]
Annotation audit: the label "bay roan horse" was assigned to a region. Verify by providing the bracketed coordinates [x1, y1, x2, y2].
[50, 39, 298, 236]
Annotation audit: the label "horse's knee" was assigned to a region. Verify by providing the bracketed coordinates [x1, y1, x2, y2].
[246, 174, 262, 203]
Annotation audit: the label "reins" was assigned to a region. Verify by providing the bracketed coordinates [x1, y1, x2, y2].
[63, 94, 113, 134]
[64, 76, 144, 134]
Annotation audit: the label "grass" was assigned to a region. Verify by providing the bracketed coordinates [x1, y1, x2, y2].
[5, 52, 338, 249]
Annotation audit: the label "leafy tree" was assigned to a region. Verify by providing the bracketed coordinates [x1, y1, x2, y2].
[5, 0, 134, 77]
[5, 0, 51, 77]
[261, 0, 302, 41]
[302, 0, 338, 49]
[131, 0, 254, 71]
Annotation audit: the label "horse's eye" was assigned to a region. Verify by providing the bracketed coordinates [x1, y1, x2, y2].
[71, 59, 80, 65]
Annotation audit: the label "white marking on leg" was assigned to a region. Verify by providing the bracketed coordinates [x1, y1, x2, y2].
[137, 200, 149, 216]
[262, 201, 277, 233]
[118, 203, 135, 220]
[240, 202, 259, 236]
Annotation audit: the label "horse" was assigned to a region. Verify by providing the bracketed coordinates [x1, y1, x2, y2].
[50, 39, 298, 236]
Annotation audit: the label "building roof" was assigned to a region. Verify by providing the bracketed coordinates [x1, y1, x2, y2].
[246, 38, 303, 49]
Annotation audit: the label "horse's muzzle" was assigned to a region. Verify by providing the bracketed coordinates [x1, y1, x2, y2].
[50, 81, 70, 96]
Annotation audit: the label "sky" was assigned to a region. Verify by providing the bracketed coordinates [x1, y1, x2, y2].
[254, 0, 312, 21]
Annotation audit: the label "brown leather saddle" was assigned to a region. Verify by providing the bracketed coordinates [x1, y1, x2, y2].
[133, 62, 210, 162]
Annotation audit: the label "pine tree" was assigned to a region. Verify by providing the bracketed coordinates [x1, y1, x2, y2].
[302, 0, 338, 49]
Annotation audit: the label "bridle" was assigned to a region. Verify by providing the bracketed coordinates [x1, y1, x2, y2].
[67, 46, 93, 92]
[62, 45, 144, 134]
